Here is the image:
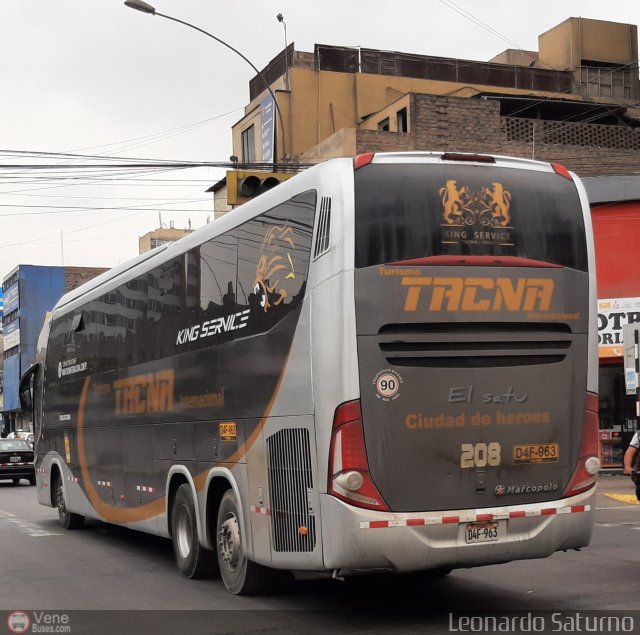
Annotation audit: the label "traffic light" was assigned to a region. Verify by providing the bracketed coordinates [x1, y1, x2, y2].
[226, 170, 295, 205]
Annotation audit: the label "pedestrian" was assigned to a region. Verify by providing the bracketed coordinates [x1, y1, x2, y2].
[623, 430, 640, 500]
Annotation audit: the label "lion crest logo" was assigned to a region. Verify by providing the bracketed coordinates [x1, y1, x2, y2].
[253, 224, 297, 312]
[440, 180, 512, 228]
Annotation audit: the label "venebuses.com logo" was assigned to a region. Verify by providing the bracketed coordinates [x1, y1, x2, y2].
[7, 612, 30, 634]
[7, 611, 71, 633]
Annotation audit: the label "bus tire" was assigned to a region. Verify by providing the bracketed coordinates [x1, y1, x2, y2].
[216, 489, 273, 595]
[12, 478, 20, 485]
[28, 475, 36, 486]
[54, 474, 84, 530]
[171, 483, 217, 579]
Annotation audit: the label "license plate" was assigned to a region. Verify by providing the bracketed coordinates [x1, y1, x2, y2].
[465, 522, 498, 544]
[10, 456, 20, 463]
[513, 443, 559, 464]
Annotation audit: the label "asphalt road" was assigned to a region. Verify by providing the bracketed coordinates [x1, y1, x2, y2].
[0, 475, 638, 634]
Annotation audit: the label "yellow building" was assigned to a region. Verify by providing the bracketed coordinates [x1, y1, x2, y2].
[230, 17, 639, 176]
[138, 225, 194, 254]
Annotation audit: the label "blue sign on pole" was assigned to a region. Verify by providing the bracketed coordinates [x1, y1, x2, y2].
[261, 95, 275, 162]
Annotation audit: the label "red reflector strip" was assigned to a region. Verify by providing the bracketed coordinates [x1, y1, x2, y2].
[359, 505, 590, 528]
[369, 520, 389, 529]
[250, 506, 272, 516]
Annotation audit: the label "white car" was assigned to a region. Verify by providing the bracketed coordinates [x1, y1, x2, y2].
[7, 430, 34, 445]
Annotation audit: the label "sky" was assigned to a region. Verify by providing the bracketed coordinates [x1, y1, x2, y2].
[0, 0, 638, 281]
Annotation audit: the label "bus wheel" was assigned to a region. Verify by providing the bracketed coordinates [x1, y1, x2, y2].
[171, 483, 217, 579]
[216, 489, 273, 595]
[54, 475, 84, 530]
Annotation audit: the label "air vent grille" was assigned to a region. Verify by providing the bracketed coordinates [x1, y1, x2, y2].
[377, 322, 573, 368]
[267, 428, 316, 552]
[313, 196, 332, 259]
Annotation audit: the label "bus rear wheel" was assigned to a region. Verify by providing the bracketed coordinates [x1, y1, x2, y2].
[171, 483, 217, 579]
[216, 489, 276, 595]
[54, 475, 84, 530]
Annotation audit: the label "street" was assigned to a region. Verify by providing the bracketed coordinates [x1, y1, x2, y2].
[0, 475, 638, 633]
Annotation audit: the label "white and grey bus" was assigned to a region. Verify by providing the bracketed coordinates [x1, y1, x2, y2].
[21, 151, 599, 595]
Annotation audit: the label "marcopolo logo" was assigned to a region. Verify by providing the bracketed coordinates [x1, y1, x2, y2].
[495, 482, 559, 497]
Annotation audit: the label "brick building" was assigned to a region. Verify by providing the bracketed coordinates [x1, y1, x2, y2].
[228, 16, 639, 177]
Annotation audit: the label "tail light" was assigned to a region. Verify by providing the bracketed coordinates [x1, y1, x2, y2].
[441, 152, 495, 163]
[353, 152, 375, 170]
[328, 400, 389, 511]
[563, 392, 600, 497]
[551, 162, 574, 181]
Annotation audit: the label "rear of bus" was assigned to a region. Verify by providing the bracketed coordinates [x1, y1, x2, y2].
[323, 152, 599, 574]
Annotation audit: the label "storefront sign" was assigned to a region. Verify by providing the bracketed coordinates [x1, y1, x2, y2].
[623, 323, 640, 395]
[599, 429, 623, 467]
[597, 296, 640, 358]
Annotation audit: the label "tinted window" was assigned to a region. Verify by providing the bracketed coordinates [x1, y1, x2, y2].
[237, 191, 316, 336]
[171, 230, 240, 353]
[0, 440, 30, 451]
[355, 164, 587, 271]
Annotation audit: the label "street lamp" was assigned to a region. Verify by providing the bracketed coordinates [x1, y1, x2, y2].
[276, 13, 290, 91]
[124, 0, 286, 163]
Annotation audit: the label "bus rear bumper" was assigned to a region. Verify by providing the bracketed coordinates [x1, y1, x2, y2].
[319, 489, 595, 574]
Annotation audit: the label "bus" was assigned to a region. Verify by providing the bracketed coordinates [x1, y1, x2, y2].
[20, 151, 600, 595]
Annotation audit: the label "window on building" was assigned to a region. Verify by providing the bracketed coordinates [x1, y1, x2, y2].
[396, 108, 408, 133]
[242, 125, 256, 162]
[581, 64, 632, 100]
[377, 118, 390, 132]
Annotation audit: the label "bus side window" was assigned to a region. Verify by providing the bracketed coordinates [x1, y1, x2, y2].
[237, 192, 316, 337]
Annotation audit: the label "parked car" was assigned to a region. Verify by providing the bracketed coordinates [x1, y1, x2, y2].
[0, 439, 35, 485]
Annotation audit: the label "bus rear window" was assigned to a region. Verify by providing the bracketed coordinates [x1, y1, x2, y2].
[354, 164, 588, 271]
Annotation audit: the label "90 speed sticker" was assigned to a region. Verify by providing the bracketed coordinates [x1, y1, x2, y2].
[373, 369, 403, 401]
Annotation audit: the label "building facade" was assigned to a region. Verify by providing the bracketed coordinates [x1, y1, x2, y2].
[229, 17, 639, 176]
[582, 176, 640, 467]
[139, 226, 194, 254]
[1, 265, 107, 435]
